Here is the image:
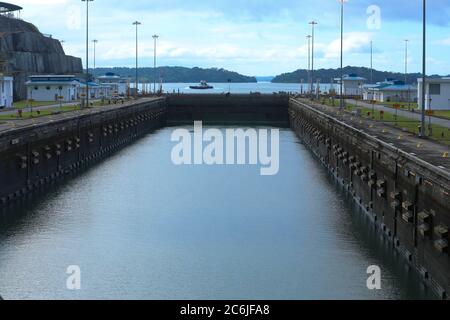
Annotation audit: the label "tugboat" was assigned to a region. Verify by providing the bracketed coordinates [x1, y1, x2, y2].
[189, 80, 214, 90]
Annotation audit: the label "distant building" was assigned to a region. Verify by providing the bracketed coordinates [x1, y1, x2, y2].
[363, 80, 417, 103]
[0, 75, 13, 108]
[25, 75, 80, 102]
[334, 74, 366, 97]
[417, 77, 450, 110]
[96, 73, 130, 97]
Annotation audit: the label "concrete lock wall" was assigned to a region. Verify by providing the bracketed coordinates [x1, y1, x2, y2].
[0, 99, 166, 206]
[166, 94, 290, 126]
[289, 98, 450, 299]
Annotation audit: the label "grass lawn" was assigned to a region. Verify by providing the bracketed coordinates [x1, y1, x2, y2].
[433, 110, 450, 120]
[319, 98, 450, 145]
[0, 105, 82, 120]
[13, 100, 57, 109]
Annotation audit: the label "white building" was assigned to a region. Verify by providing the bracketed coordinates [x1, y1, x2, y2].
[335, 74, 366, 97]
[418, 77, 450, 110]
[26, 75, 80, 102]
[363, 80, 417, 103]
[0, 76, 13, 108]
[96, 73, 130, 97]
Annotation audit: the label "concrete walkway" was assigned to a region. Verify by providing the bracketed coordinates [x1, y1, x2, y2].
[297, 98, 449, 172]
[346, 99, 450, 129]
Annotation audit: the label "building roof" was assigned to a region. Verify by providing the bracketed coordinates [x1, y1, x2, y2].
[366, 82, 416, 92]
[25, 80, 79, 86]
[335, 74, 367, 82]
[417, 77, 450, 83]
[0, 2, 22, 13]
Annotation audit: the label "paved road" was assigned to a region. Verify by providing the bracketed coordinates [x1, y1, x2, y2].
[346, 99, 450, 129]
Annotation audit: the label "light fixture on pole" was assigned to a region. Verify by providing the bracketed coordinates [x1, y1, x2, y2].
[133, 21, 141, 99]
[338, 0, 348, 110]
[92, 39, 98, 69]
[309, 21, 318, 99]
[81, 0, 94, 108]
[152, 34, 159, 95]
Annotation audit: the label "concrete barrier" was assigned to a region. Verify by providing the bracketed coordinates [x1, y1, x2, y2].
[289, 98, 450, 299]
[0, 99, 167, 206]
[166, 93, 290, 126]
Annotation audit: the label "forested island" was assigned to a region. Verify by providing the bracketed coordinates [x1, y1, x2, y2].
[271, 66, 444, 84]
[90, 66, 257, 83]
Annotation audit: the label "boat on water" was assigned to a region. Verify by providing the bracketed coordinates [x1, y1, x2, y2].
[189, 80, 214, 90]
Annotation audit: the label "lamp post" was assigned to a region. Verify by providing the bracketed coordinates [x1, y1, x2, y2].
[420, 0, 426, 137]
[133, 21, 141, 99]
[309, 21, 318, 99]
[152, 34, 159, 95]
[338, 0, 347, 110]
[405, 39, 410, 108]
[370, 40, 373, 84]
[306, 35, 312, 95]
[92, 39, 98, 69]
[81, 0, 93, 108]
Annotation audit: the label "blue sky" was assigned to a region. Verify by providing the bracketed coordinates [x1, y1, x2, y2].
[13, 0, 450, 76]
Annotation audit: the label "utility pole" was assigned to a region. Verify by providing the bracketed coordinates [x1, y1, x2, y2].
[339, 0, 347, 110]
[420, 0, 426, 137]
[133, 21, 141, 99]
[370, 40, 373, 84]
[306, 35, 312, 95]
[81, 0, 94, 108]
[152, 34, 159, 95]
[309, 21, 318, 99]
[92, 39, 98, 69]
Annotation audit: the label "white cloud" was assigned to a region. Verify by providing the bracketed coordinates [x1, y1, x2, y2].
[324, 32, 372, 59]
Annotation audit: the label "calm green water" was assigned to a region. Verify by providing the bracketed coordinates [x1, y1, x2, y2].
[0, 127, 435, 300]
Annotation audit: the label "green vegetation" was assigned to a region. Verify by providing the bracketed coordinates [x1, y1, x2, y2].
[433, 110, 450, 120]
[91, 67, 257, 83]
[272, 66, 446, 84]
[0, 99, 123, 120]
[13, 100, 57, 109]
[0, 105, 82, 120]
[319, 98, 450, 145]
[376, 101, 418, 110]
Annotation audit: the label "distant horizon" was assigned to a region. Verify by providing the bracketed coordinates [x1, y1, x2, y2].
[88, 65, 448, 79]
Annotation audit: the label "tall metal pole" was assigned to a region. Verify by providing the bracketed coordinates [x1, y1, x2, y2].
[306, 35, 312, 94]
[92, 39, 98, 69]
[339, 0, 345, 110]
[153, 35, 159, 94]
[82, 0, 93, 108]
[421, 0, 426, 137]
[370, 40, 373, 84]
[309, 21, 317, 99]
[404, 40, 409, 83]
[133, 21, 141, 99]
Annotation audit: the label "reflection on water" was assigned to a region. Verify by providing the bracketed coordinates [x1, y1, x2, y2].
[0, 127, 436, 300]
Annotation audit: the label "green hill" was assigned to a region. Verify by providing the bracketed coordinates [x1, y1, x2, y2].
[90, 66, 257, 83]
[272, 66, 444, 84]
